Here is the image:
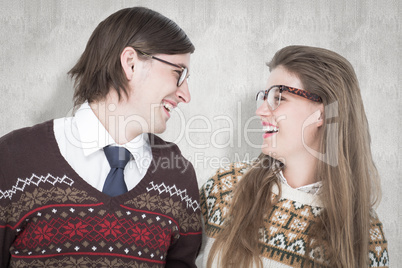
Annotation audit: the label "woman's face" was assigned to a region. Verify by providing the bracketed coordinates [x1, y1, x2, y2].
[256, 66, 324, 164]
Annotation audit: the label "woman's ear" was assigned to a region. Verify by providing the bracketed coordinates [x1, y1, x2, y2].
[120, 47, 137, 80]
[316, 104, 325, 127]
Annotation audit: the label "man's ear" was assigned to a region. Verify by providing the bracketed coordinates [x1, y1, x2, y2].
[120, 47, 137, 80]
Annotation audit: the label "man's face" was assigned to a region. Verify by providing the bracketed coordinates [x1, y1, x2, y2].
[125, 53, 191, 135]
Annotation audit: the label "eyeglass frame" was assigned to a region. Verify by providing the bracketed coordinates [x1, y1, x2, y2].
[256, 85, 322, 110]
[136, 50, 189, 87]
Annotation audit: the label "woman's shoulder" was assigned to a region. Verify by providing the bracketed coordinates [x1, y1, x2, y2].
[200, 162, 252, 197]
[368, 209, 389, 267]
[199, 162, 252, 227]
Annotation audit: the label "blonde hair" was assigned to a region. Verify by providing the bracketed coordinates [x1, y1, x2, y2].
[207, 45, 381, 267]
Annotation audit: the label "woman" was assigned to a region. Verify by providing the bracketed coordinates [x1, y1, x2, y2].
[200, 45, 389, 267]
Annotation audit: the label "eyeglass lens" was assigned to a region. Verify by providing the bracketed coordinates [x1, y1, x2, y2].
[256, 91, 265, 109]
[268, 86, 281, 110]
[178, 68, 188, 87]
[256, 86, 281, 110]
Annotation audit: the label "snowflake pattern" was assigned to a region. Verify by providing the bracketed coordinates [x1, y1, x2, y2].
[0, 174, 74, 200]
[146, 182, 200, 212]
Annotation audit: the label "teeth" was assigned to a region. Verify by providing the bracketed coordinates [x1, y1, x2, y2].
[262, 125, 279, 133]
[163, 102, 174, 112]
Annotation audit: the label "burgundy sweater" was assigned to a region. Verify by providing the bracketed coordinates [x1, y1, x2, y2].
[0, 120, 202, 267]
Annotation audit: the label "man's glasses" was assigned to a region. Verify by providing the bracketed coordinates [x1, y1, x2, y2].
[256, 85, 322, 110]
[137, 50, 188, 87]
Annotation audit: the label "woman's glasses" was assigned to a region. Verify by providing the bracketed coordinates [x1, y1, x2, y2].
[256, 85, 322, 110]
[137, 50, 188, 87]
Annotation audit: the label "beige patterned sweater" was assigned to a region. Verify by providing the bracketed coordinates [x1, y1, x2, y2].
[199, 162, 389, 267]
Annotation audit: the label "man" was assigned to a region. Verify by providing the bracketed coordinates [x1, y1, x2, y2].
[0, 7, 201, 267]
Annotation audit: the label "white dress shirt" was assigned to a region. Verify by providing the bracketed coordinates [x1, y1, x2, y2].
[277, 171, 322, 195]
[53, 102, 153, 192]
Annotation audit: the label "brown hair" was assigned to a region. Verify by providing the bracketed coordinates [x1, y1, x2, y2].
[208, 45, 381, 267]
[68, 7, 195, 107]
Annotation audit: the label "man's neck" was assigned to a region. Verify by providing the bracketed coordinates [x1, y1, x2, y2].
[89, 93, 143, 145]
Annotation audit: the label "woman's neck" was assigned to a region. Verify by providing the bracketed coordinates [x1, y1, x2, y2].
[282, 153, 319, 188]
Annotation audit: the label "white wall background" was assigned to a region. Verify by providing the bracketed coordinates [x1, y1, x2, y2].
[1, 0, 400, 266]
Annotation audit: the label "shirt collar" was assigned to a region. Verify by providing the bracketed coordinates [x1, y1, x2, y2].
[277, 171, 322, 195]
[75, 102, 151, 170]
[75, 102, 112, 156]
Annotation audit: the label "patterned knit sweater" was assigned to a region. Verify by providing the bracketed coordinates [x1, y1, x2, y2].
[0, 120, 202, 267]
[199, 162, 389, 267]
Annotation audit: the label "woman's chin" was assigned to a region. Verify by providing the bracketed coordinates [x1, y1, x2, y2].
[261, 147, 286, 162]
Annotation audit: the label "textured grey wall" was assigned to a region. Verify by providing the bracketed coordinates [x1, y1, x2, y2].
[1, 0, 400, 265]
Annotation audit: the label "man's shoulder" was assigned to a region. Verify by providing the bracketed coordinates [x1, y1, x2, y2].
[0, 120, 55, 188]
[148, 133, 196, 177]
[0, 120, 53, 149]
[147, 133, 182, 155]
[147, 133, 177, 146]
